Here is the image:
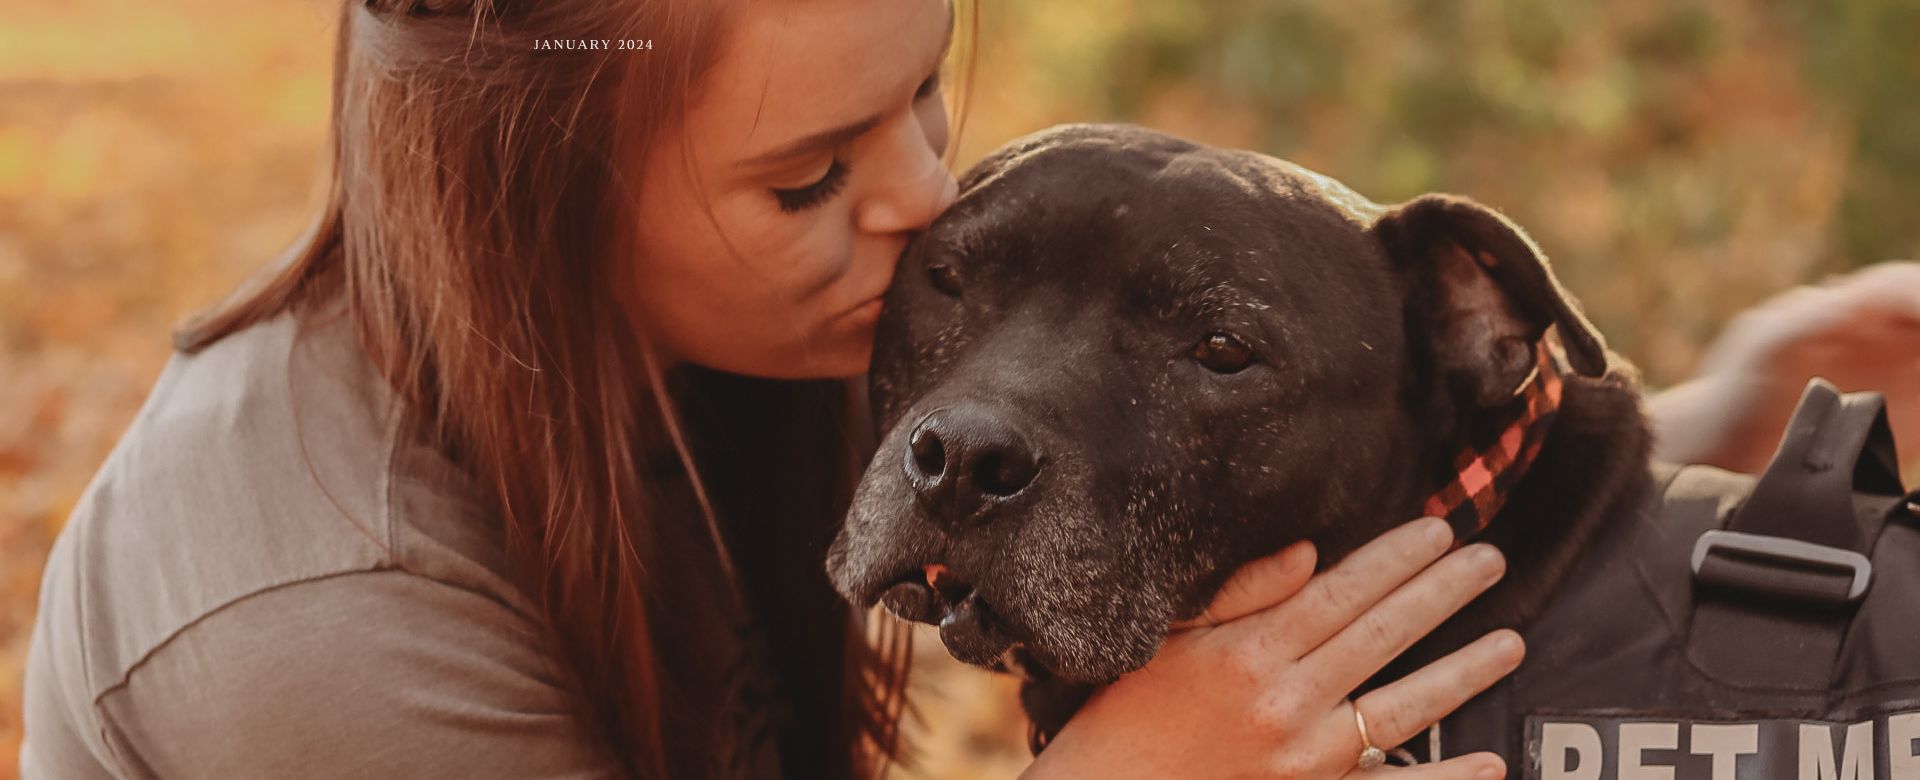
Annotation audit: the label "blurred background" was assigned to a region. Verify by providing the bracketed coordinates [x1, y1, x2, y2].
[2, 0, 1917, 777]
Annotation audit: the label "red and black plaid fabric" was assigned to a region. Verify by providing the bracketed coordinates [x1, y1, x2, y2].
[1422, 338, 1567, 547]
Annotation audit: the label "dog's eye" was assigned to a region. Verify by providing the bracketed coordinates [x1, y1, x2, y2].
[927, 263, 962, 297]
[1192, 332, 1255, 373]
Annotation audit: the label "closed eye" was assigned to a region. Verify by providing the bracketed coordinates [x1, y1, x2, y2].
[771, 160, 850, 213]
[768, 67, 941, 215]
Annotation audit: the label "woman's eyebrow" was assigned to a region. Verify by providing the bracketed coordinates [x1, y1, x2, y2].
[735, 2, 955, 172]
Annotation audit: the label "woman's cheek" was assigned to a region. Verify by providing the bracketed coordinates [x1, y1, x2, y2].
[791, 203, 862, 282]
[713, 185, 862, 313]
[716, 195, 805, 281]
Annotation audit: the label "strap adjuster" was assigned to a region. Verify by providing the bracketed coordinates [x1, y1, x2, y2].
[1690, 529, 1872, 605]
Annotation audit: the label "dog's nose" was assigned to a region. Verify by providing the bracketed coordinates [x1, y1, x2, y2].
[904, 404, 1043, 527]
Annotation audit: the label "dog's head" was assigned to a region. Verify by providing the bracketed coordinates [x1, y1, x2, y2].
[825, 123, 1610, 682]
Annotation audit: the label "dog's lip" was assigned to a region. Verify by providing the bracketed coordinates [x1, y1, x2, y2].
[879, 578, 939, 622]
[876, 563, 975, 624]
[937, 589, 1023, 666]
[873, 562, 1029, 642]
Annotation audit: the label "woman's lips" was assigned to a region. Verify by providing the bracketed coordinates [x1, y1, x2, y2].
[838, 294, 885, 322]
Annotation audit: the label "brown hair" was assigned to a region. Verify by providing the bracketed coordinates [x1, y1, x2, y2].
[174, 0, 976, 776]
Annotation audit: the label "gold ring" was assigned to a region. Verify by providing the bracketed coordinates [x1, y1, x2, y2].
[1352, 701, 1387, 771]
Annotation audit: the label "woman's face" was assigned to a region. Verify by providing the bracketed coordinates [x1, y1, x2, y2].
[623, 0, 958, 380]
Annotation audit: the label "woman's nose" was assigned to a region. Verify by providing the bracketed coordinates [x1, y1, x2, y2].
[856, 127, 958, 235]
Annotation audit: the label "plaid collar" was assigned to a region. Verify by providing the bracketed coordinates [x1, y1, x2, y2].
[1421, 339, 1568, 547]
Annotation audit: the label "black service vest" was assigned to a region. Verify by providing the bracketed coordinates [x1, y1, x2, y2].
[1429, 378, 1920, 779]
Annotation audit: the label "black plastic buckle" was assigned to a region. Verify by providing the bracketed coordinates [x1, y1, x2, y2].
[1690, 529, 1872, 605]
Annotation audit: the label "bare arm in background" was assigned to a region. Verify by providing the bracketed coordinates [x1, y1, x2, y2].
[1647, 261, 1920, 480]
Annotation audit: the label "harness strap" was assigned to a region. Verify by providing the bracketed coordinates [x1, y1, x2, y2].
[1686, 379, 1908, 688]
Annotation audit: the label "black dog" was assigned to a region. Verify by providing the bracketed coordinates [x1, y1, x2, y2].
[825, 123, 1653, 747]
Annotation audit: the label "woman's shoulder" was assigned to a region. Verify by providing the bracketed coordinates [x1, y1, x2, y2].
[29, 292, 530, 723]
[22, 292, 620, 778]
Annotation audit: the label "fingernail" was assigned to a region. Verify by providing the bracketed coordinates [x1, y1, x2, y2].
[1478, 760, 1505, 780]
[1423, 516, 1453, 551]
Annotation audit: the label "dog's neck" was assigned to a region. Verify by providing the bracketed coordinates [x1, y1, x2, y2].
[1377, 345, 1654, 685]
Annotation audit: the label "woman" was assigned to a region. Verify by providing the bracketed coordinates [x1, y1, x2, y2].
[22, 0, 1911, 777]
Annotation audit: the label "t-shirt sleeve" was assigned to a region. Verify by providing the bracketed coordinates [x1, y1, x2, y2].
[97, 569, 626, 779]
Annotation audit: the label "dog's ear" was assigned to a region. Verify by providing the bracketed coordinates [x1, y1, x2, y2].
[1373, 194, 1607, 409]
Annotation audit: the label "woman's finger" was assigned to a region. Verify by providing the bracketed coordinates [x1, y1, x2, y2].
[1170, 540, 1317, 630]
[1355, 752, 1506, 779]
[1826, 260, 1920, 319]
[1248, 516, 1455, 655]
[1289, 692, 1511, 780]
[1298, 542, 1506, 700]
[1350, 629, 1526, 751]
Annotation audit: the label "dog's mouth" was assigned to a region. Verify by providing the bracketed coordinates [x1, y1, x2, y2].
[879, 564, 1030, 669]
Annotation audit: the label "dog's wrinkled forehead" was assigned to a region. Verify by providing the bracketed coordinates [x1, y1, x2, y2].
[938, 123, 1384, 248]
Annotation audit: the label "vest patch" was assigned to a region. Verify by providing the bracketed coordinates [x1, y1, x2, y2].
[1525, 713, 1920, 780]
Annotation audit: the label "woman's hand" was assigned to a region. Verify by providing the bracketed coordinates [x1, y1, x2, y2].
[1647, 261, 1920, 477]
[1023, 516, 1520, 779]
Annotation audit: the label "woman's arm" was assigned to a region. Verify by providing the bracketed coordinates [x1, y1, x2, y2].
[93, 570, 623, 779]
[1647, 261, 1920, 475]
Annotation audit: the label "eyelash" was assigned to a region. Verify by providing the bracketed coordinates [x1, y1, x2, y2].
[772, 161, 849, 213]
[769, 70, 944, 215]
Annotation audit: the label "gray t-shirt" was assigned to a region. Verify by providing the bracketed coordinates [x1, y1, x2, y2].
[20, 292, 783, 778]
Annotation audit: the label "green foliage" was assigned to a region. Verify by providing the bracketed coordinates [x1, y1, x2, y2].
[962, 0, 1920, 384]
